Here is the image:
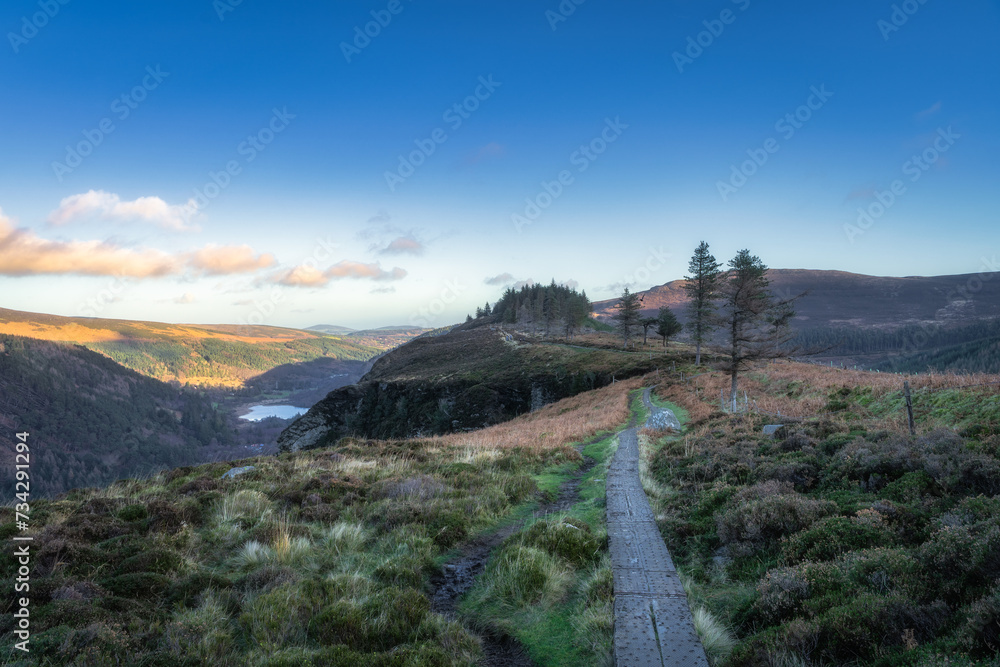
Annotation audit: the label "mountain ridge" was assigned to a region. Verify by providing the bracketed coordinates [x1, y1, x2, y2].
[591, 268, 1000, 330]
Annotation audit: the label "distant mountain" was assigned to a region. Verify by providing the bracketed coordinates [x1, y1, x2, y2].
[592, 269, 1000, 330]
[306, 324, 356, 334]
[0, 335, 239, 499]
[0, 308, 415, 387]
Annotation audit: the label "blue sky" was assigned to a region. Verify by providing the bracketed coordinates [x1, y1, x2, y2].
[1, 0, 998, 329]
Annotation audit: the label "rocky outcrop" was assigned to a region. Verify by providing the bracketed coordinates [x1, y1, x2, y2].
[277, 328, 656, 453]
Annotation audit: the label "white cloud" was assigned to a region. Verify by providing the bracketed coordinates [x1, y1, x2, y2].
[189, 244, 275, 275]
[48, 190, 199, 231]
[484, 272, 515, 286]
[379, 236, 425, 256]
[273, 260, 407, 287]
[0, 208, 274, 279]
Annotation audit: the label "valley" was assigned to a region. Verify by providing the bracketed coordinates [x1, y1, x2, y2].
[2, 272, 999, 666]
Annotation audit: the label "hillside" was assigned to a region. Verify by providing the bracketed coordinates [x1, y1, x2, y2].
[0, 336, 242, 500]
[0, 374, 643, 667]
[0, 308, 421, 388]
[278, 327, 664, 452]
[592, 269, 1000, 330]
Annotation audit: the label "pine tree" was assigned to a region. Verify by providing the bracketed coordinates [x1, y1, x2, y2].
[656, 307, 682, 347]
[718, 249, 800, 410]
[684, 241, 723, 366]
[613, 287, 642, 349]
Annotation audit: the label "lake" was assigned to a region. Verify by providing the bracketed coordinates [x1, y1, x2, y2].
[239, 405, 308, 421]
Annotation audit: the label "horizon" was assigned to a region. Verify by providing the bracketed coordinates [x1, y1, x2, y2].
[2, 1, 998, 329]
[7, 264, 1000, 332]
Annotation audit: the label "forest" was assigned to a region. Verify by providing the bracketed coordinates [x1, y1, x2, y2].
[467, 282, 593, 337]
[796, 319, 1000, 374]
[0, 335, 239, 499]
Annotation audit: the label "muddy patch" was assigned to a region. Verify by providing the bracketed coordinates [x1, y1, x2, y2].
[428, 439, 603, 666]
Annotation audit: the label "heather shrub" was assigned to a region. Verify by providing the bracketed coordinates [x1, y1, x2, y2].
[781, 511, 897, 562]
[756, 561, 844, 623]
[716, 481, 836, 556]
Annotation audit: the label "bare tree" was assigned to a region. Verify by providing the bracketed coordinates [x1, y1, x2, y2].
[640, 316, 657, 346]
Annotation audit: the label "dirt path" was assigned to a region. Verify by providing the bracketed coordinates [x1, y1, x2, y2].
[607, 388, 709, 666]
[428, 438, 602, 666]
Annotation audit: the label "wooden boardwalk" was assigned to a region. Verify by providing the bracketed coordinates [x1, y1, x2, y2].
[607, 389, 709, 666]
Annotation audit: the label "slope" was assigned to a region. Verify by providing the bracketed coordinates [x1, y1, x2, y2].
[0, 335, 240, 499]
[0, 307, 414, 388]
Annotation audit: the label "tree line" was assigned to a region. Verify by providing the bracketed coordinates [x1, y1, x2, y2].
[612, 242, 802, 407]
[467, 281, 593, 338]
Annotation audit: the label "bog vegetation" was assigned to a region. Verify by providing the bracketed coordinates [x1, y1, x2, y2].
[641, 359, 1000, 666]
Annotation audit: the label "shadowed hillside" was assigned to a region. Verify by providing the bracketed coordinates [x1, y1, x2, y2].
[277, 327, 666, 452]
[592, 269, 1000, 330]
[0, 336, 243, 499]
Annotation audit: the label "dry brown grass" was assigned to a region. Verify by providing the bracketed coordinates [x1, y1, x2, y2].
[434, 376, 645, 453]
[679, 360, 1000, 420]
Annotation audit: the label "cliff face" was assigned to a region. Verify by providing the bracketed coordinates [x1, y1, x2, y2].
[277, 328, 654, 453]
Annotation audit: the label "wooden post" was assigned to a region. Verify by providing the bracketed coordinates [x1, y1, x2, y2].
[904, 381, 915, 435]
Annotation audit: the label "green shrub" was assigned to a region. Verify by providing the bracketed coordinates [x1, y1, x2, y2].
[781, 513, 896, 563]
[118, 504, 149, 522]
[117, 548, 183, 575]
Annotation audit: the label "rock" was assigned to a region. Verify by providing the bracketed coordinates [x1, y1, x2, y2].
[646, 409, 681, 432]
[220, 466, 255, 480]
[763, 424, 786, 438]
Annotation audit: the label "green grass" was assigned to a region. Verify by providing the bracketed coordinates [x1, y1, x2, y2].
[0, 438, 589, 666]
[459, 428, 624, 666]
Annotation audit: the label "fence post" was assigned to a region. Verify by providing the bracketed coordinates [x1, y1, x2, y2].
[904, 381, 915, 436]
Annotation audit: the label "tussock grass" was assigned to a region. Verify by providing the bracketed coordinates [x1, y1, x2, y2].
[692, 606, 737, 663]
